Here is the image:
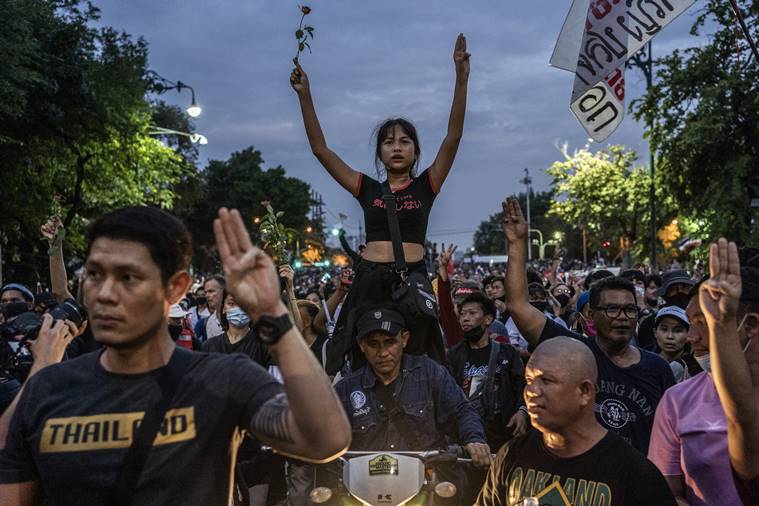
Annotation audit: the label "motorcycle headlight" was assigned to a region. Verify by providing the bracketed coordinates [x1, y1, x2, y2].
[309, 486, 333, 504]
[434, 481, 457, 498]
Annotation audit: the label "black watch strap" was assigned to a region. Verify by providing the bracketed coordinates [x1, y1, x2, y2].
[253, 313, 293, 345]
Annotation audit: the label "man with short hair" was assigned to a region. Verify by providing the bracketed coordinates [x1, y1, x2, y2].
[195, 275, 225, 341]
[0, 206, 350, 505]
[475, 337, 676, 505]
[333, 305, 491, 463]
[0, 284, 35, 324]
[446, 292, 528, 451]
[501, 197, 675, 454]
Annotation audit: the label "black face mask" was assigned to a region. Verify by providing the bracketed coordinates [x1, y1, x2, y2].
[462, 324, 487, 342]
[195, 296, 207, 306]
[665, 293, 691, 310]
[168, 324, 183, 341]
[1, 301, 30, 320]
[555, 294, 571, 308]
[646, 297, 658, 307]
[530, 301, 549, 313]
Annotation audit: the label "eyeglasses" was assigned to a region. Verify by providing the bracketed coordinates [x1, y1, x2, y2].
[593, 304, 639, 319]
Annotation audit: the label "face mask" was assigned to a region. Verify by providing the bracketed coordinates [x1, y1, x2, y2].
[530, 301, 548, 313]
[462, 324, 487, 342]
[168, 324, 183, 341]
[646, 297, 659, 307]
[580, 315, 597, 337]
[555, 294, 570, 308]
[226, 307, 250, 328]
[0, 301, 30, 320]
[196, 296, 207, 306]
[694, 353, 711, 373]
[635, 286, 645, 301]
[665, 293, 691, 310]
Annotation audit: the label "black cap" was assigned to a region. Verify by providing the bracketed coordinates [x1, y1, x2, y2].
[356, 308, 405, 340]
[656, 269, 694, 297]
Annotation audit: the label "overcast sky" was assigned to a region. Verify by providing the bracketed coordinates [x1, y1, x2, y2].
[96, 0, 702, 248]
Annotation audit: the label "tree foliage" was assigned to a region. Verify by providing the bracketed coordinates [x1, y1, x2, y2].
[631, 0, 759, 246]
[546, 145, 677, 263]
[179, 147, 312, 272]
[473, 190, 575, 258]
[0, 1, 194, 284]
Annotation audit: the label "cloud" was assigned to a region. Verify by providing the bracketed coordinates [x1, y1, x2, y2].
[95, 0, 702, 248]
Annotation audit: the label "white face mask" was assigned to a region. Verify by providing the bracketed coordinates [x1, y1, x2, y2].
[695, 353, 711, 374]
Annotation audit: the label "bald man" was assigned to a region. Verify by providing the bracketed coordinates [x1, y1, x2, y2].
[476, 337, 675, 506]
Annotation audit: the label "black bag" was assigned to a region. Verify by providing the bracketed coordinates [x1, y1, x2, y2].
[107, 347, 193, 506]
[381, 181, 439, 322]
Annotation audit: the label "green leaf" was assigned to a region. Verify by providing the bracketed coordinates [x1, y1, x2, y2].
[298, 42, 305, 52]
[295, 29, 303, 39]
[276, 211, 284, 218]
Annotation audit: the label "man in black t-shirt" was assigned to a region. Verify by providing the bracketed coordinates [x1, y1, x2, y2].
[500, 198, 675, 455]
[0, 206, 351, 505]
[476, 337, 675, 506]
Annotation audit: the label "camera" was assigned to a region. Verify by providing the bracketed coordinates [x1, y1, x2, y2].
[0, 298, 86, 380]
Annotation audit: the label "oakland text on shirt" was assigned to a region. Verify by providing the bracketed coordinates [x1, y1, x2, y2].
[39, 407, 196, 453]
[507, 466, 611, 506]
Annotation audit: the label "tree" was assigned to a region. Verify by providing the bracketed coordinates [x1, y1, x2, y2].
[546, 145, 676, 265]
[632, 0, 759, 246]
[180, 147, 312, 272]
[473, 190, 575, 258]
[0, 1, 195, 284]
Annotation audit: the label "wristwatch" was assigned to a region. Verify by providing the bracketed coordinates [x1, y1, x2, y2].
[252, 313, 293, 345]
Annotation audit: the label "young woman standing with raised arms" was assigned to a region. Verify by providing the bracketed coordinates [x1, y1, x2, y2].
[290, 33, 470, 374]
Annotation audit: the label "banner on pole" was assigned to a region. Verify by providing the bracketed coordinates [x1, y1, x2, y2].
[552, 0, 695, 141]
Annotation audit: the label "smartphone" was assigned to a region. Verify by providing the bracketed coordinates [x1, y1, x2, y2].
[320, 273, 332, 284]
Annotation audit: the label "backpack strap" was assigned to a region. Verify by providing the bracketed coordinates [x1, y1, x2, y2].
[381, 180, 408, 275]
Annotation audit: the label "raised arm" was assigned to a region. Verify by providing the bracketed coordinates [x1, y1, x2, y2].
[502, 198, 547, 348]
[290, 60, 361, 195]
[700, 239, 759, 483]
[41, 216, 73, 303]
[278, 264, 303, 332]
[428, 33, 470, 191]
[214, 209, 350, 462]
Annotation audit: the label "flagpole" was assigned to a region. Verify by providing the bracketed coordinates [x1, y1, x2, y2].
[728, 0, 759, 62]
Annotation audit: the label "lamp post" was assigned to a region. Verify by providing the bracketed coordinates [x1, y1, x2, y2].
[146, 70, 203, 118]
[521, 168, 533, 260]
[149, 126, 208, 145]
[626, 41, 656, 270]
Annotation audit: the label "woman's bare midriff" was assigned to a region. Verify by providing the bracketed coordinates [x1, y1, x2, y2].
[362, 241, 424, 263]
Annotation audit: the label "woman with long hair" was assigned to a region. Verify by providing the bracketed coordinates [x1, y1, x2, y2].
[291, 34, 471, 374]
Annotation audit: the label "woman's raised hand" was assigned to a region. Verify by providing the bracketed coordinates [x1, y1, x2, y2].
[290, 58, 310, 96]
[453, 33, 470, 81]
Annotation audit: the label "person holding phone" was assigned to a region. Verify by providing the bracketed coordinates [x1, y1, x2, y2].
[291, 34, 471, 374]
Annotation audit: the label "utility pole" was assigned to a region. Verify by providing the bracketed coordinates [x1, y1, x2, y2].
[521, 168, 533, 260]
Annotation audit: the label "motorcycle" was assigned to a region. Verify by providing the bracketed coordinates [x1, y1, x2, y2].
[309, 446, 473, 506]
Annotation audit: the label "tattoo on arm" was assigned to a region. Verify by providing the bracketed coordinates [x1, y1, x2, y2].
[251, 393, 294, 443]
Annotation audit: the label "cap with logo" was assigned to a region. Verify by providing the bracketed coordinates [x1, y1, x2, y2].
[356, 308, 406, 340]
[655, 306, 690, 328]
[452, 281, 480, 305]
[656, 270, 694, 297]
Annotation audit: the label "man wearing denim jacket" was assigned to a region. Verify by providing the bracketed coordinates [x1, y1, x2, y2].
[333, 305, 491, 466]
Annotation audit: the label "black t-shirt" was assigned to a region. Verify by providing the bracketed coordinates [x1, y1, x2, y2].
[462, 342, 492, 398]
[202, 330, 272, 368]
[475, 430, 676, 506]
[355, 168, 439, 245]
[539, 318, 676, 454]
[0, 348, 284, 505]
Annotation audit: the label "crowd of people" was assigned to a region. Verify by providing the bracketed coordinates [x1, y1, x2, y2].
[0, 33, 756, 506]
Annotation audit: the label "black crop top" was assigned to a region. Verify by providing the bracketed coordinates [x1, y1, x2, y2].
[354, 168, 439, 245]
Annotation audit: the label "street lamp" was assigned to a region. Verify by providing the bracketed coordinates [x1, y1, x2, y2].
[146, 70, 203, 118]
[149, 126, 209, 145]
[521, 168, 533, 260]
